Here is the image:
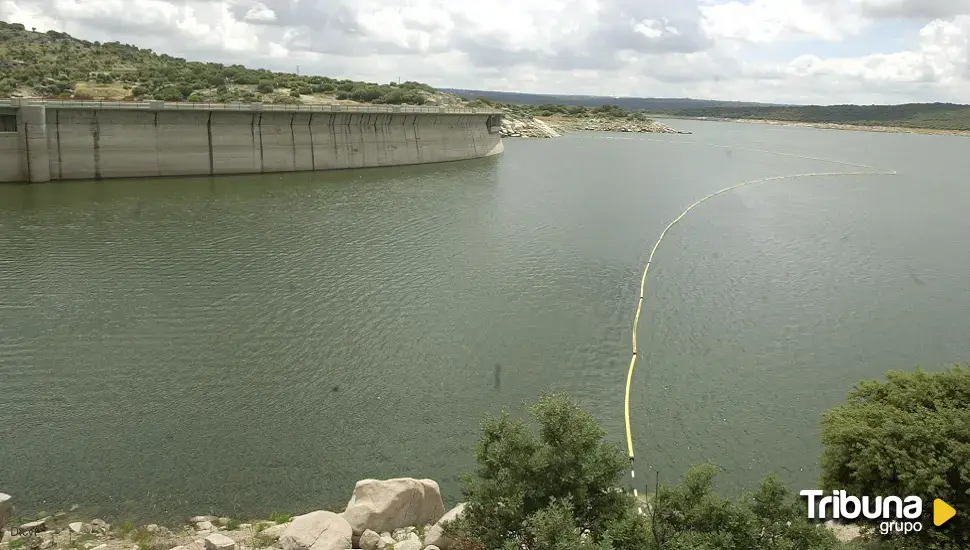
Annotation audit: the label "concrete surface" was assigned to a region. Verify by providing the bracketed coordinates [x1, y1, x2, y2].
[0, 100, 505, 183]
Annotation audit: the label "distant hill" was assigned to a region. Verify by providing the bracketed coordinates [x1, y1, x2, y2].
[440, 88, 781, 111]
[664, 103, 970, 131]
[0, 20, 442, 105]
[445, 87, 970, 132]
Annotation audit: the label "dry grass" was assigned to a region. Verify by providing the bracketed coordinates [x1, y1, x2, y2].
[73, 82, 131, 100]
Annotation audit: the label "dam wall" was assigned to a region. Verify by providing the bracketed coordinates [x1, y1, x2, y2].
[0, 99, 505, 183]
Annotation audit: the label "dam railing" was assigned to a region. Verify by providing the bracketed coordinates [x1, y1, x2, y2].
[0, 98, 503, 115]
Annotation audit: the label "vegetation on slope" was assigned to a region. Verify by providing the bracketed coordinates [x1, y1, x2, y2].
[662, 104, 970, 131]
[0, 20, 437, 105]
[467, 97, 654, 122]
[453, 366, 970, 550]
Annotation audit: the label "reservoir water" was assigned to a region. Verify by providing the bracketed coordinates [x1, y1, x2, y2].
[1, 119, 968, 521]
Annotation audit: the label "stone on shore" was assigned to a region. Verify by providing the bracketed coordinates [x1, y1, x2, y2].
[190, 516, 216, 523]
[358, 529, 381, 550]
[90, 519, 109, 534]
[20, 518, 48, 532]
[423, 503, 466, 550]
[280, 511, 352, 550]
[69, 522, 93, 534]
[204, 533, 236, 550]
[257, 522, 289, 540]
[342, 478, 445, 535]
[0, 493, 12, 532]
[393, 533, 422, 550]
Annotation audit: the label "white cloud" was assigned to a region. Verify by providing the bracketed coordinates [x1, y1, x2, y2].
[0, 0, 968, 104]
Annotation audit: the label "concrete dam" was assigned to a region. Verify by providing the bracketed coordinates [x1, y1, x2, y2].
[0, 99, 505, 183]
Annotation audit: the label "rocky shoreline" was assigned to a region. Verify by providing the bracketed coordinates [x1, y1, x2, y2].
[1, 477, 863, 550]
[0, 480, 465, 550]
[498, 112, 690, 138]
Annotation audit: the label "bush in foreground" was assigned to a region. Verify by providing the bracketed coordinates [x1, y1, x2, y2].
[452, 394, 844, 550]
[820, 365, 970, 549]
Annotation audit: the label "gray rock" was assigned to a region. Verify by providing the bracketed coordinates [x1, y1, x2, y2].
[392, 528, 408, 542]
[257, 522, 289, 540]
[204, 533, 236, 550]
[39, 539, 52, 549]
[379, 535, 396, 548]
[69, 522, 92, 535]
[425, 546, 440, 550]
[380, 532, 391, 539]
[395, 538, 422, 550]
[238, 524, 251, 530]
[19, 518, 47, 532]
[217, 518, 230, 527]
[359, 530, 381, 550]
[423, 503, 465, 550]
[342, 478, 446, 536]
[280, 511, 352, 550]
[146, 524, 160, 534]
[191, 516, 216, 523]
[90, 545, 107, 550]
[196, 521, 215, 531]
[0, 494, 13, 532]
[90, 519, 108, 534]
[70, 505, 80, 512]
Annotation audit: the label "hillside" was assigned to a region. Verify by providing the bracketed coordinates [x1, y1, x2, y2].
[662, 103, 970, 131]
[440, 88, 780, 110]
[0, 20, 453, 106]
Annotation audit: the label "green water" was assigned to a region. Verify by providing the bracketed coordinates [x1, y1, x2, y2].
[1, 120, 968, 521]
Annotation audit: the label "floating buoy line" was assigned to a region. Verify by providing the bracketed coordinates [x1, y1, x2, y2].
[614, 135, 898, 514]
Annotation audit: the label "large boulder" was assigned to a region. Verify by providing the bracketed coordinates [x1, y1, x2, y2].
[280, 511, 352, 550]
[342, 478, 445, 535]
[0, 493, 12, 532]
[424, 503, 465, 550]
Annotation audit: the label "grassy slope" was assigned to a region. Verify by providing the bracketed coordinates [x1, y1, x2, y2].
[0, 20, 444, 106]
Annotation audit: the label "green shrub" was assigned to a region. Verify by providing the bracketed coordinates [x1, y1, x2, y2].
[455, 394, 845, 550]
[455, 394, 632, 550]
[131, 85, 149, 97]
[268, 511, 293, 524]
[820, 366, 970, 549]
[188, 92, 203, 102]
[312, 83, 335, 93]
[153, 86, 184, 101]
[256, 79, 275, 93]
[650, 464, 840, 550]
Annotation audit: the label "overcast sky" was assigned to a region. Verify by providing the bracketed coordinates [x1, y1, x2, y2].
[1, 0, 968, 104]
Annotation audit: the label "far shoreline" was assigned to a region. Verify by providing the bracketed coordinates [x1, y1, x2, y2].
[658, 115, 970, 137]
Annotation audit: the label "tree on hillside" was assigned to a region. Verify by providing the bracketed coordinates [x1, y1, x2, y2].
[820, 365, 970, 549]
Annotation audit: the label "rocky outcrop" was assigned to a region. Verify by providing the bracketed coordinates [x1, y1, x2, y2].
[423, 503, 465, 550]
[342, 478, 445, 536]
[499, 114, 562, 138]
[280, 511, 353, 550]
[0, 493, 12, 532]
